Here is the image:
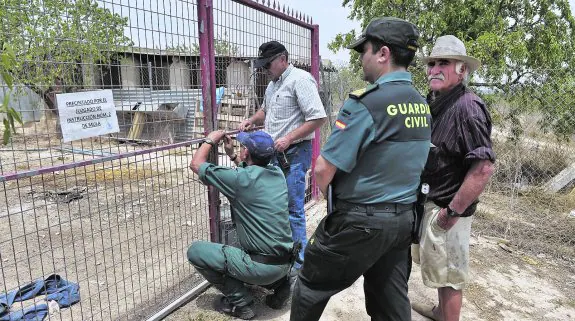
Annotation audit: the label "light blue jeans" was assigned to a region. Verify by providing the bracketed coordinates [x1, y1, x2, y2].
[274, 140, 312, 270]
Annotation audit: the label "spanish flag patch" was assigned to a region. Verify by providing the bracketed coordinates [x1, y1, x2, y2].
[335, 120, 347, 130]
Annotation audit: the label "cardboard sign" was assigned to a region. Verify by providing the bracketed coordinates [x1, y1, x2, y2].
[57, 90, 119, 142]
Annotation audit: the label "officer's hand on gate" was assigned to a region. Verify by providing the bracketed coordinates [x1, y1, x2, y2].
[223, 135, 234, 156]
[239, 119, 253, 131]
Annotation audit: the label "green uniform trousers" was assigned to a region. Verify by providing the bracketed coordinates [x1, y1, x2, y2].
[187, 241, 290, 307]
[290, 205, 414, 321]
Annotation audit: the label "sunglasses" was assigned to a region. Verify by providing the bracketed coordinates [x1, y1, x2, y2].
[263, 53, 284, 69]
[426, 59, 452, 68]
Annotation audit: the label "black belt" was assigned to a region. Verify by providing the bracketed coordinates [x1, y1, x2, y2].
[248, 252, 291, 265]
[287, 140, 311, 150]
[335, 200, 414, 215]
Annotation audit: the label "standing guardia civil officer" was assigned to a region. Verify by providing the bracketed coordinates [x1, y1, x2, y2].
[290, 17, 431, 321]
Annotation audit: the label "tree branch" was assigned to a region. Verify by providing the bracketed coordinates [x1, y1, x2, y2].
[510, 71, 530, 85]
[470, 82, 505, 90]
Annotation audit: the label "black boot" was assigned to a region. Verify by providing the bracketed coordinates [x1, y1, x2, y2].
[265, 275, 295, 310]
[216, 296, 255, 320]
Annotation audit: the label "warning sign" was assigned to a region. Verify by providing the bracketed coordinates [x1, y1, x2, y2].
[56, 90, 119, 142]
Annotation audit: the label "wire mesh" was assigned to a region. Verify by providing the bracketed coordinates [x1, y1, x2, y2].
[0, 141, 210, 320]
[211, 0, 316, 207]
[470, 68, 575, 257]
[0, 0, 319, 319]
[320, 64, 575, 258]
[320, 65, 575, 192]
[0, 0, 208, 320]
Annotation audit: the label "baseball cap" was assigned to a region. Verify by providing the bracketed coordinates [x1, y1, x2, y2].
[348, 17, 420, 52]
[254, 41, 287, 68]
[236, 131, 275, 160]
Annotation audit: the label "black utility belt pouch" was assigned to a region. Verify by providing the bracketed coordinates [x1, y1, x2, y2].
[412, 202, 424, 244]
[412, 183, 429, 244]
[276, 151, 290, 170]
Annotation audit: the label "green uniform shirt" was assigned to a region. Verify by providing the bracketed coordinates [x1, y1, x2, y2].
[322, 71, 431, 204]
[199, 162, 293, 256]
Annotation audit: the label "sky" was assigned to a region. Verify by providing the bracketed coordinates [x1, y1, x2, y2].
[97, 0, 575, 66]
[97, 0, 360, 62]
[287, 0, 575, 65]
[278, 0, 361, 65]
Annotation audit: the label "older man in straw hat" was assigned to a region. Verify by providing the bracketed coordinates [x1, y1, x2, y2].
[411, 35, 495, 321]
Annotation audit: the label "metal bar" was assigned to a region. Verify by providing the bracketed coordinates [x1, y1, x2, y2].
[198, 0, 221, 243]
[0, 138, 202, 182]
[231, 0, 314, 29]
[0, 126, 261, 183]
[198, 0, 217, 139]
[310, 24, 321, 200]
[145, 280, 210, 321]
[0, 0, 319, 319]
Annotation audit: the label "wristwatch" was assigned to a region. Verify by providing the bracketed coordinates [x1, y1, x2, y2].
[204, 138, 216, 147]
[446, 206, 462, 217]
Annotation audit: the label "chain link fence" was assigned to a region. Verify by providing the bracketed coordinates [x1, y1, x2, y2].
[209, 0, 319, 248]
[320, 64, 575, 259]
[0, 0, 319, 320]
[469, 69, 575, 259]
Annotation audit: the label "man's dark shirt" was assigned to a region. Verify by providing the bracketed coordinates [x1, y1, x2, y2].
[421, 84, 496, 214]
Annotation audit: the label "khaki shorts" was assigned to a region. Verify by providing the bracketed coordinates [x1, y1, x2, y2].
[411, 202, 473, 290]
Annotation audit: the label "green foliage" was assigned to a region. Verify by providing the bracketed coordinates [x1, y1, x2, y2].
[504, 73, 575, 140]
[188, 33, 240, 56]
[0, 0, 131, 90]
[330, 0, 575, 138]
[324, 64, 366, 107]
[0, 44, 23, 144]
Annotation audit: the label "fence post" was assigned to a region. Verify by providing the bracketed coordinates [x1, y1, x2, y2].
[147, 61, 153, 88]
[197, 0, 220, 242]
[310, 24, 321, 200]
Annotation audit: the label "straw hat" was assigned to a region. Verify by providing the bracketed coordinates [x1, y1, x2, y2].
[422, 35, 481, 73]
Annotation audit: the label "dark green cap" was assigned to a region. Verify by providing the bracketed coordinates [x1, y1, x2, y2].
[348, 17, 420, 52]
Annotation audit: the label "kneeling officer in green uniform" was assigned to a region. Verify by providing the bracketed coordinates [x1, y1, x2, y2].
[188, 130, 294, 320]
[290, 17, 431, 321]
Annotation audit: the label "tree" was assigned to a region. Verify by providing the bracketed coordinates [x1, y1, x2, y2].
[0, 44, 23, 144]
[322, 63, 366, 108]
[189, 33, 241, 56]
[0, 0, 131, 114]
[167, 34, 240, 57]
[329, 0, 575, 138]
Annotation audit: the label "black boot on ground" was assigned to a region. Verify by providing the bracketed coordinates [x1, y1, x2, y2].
[265, 274, 296, 310]
[216, 296, 255, 320]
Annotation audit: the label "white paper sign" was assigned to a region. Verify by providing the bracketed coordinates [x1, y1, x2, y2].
[56, 90, 119, 142]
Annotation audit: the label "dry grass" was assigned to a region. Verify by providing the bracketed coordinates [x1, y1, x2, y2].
[85, 165, 160, 182]
[490, 138, 572, 188]
[476, 130, 575, 260]
[474, 189, 575, 259]
[5, 164, 161, 191]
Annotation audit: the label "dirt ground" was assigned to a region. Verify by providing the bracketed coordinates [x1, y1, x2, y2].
[0, 139, 211, 321]
[1, 126, 574, 321]
[165, 201, 575, 321]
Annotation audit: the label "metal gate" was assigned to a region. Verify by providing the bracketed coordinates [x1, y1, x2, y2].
[0, 0, 320, 319]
